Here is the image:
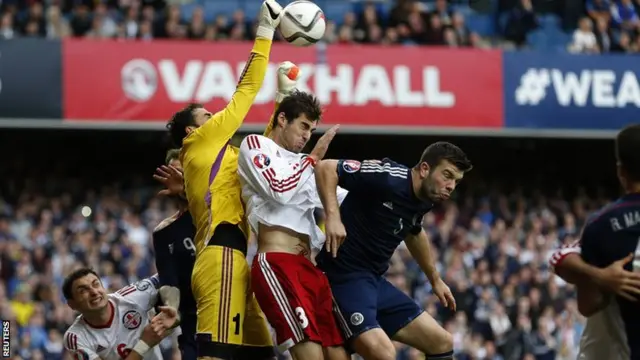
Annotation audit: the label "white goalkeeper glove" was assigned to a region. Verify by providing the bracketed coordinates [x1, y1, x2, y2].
[276, 61, 300, 103]
[256, 0, 283, 40]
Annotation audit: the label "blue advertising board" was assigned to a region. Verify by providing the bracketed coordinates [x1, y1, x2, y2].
[503, 51, 639, 130]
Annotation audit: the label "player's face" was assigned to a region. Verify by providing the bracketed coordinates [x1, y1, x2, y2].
[279, 114, 317, 153]
[68, 274, 109, 313]
[185, 108, 212, 135]
[421, 160, 464, 202]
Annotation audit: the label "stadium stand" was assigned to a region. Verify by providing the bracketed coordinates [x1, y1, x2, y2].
[0, 0, 637, 52]
[0, 130, 620, 360]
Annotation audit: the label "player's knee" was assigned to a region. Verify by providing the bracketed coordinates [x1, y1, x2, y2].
[428, 330, 453, 354]
[352, 330, 396, 360]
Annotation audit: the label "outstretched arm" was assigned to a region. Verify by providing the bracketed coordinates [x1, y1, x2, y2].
[194, 1, 282, 142]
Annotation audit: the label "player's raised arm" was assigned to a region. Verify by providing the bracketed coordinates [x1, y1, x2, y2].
[198, 0, 282, 140]
[238, 134, 317, 204]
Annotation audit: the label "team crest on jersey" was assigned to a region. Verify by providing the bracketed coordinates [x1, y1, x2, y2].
[122, 310, 142, 330]
[135, 280, 150, 291]
[253, 153, 271, 169]
[342, 160, 361, 173]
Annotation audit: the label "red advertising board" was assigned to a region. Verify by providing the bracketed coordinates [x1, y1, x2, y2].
[63, 39, 503, 128]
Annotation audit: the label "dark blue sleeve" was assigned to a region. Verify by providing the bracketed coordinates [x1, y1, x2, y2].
[152, 232, 179, 288]
[580, 220, 606, 268]
[336, 159, 388, 193]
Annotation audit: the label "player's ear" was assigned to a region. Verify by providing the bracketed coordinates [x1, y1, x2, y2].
[185, 125, 196, 135]
[420, 161, 430, 177]
[277, 112, 287, 128]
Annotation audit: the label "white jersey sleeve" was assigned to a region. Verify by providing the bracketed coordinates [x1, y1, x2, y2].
[115, 274, 160, 311]
[64, 330, 100, 360]
[239, 134, 315, 204]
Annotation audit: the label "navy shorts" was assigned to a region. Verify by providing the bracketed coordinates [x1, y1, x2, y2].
[326, 271, 423, 341]
[178, 333, 197, 360]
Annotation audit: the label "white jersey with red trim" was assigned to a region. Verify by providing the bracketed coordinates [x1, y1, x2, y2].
[238, 134, 348, 250]
[63, 275, 178, 360]
[550, 243, 629, 360]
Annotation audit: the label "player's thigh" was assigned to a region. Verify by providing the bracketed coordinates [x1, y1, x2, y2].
[289, 340, 324, 360]
[237, 293, 275, 359]
[192, 245, 249, 358]
[315, 274, 348, 351]
[326, 272, 380, 341]
[350, 328, 396, 360]
[391, 312, 453, 354]
[251, 253, 324, 351]
[376, 278, 425, 339]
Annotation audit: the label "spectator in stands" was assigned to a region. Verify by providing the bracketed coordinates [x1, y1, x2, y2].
[594, 16, 613, 52]
[45, 5, 70, 39]
[586, 0, 611, 24]
[568, 17, 599, 53]
[504, 0, 539, 47]
[611, 0, 640, 30]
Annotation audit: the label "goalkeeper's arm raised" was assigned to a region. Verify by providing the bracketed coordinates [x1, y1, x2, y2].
[199, 0, 283, 141]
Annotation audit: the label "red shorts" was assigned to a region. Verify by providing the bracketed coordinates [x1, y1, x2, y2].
[251, 252, 345, 351]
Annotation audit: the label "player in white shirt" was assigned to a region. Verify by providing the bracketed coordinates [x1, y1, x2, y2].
[62, 268, 181, 360]
[549, 241, 637, 360]
[237, 62, 349, 360]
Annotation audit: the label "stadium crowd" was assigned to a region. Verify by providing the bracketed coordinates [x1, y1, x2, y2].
[0, 168, 601, 360]
[0, 0, 638, 51]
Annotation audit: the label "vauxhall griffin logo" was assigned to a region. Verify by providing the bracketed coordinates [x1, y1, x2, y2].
[121, 59, 158, 102]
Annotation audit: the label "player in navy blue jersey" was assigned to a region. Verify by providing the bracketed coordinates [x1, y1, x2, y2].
[314, 142, 472, 360]
[577, 124, 640, 360]
[153, 149, 198, 360]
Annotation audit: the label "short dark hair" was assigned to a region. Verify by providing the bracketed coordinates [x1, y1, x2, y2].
[167, 103, 202, 147]
[62, 267, 100, 300]
[418, 141, 472, 172]
[165, 148, 181, 165]
[271, 90, 322, 128]
[616, 124, 640, 181]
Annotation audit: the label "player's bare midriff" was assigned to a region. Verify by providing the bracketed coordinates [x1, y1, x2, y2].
[257, 222, 311, 258]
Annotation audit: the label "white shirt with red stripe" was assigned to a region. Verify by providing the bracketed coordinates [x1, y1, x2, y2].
[550, 243, 630, 360]
[238, 134, 348, 250]
[63, 275, 177, 360]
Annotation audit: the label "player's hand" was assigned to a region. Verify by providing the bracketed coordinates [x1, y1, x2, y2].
[140, 323, 165, 347]
[432, 278, 456, 311]
[324, 214, 346, 258]
[257, 0, 282, 37]
[153, 165, 184, 197]
[309, 125, 340, 164]
[276, 61, 300, 102]
[150, 306, 180, 335]
[595, 253, 640, 301]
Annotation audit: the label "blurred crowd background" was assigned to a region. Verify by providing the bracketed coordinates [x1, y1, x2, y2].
[0, 131, 618, 360]
[1, 0, 640, 52]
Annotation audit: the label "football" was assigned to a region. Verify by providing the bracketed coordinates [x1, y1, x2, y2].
[280, 1, 326, 47]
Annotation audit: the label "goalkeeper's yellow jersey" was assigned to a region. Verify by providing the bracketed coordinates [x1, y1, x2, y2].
[181, 38, 275, 255]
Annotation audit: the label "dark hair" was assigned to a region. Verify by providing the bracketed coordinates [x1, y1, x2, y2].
[418, 141, 472, 172]
[165, 148, 181, 165]
[616, 124, 640, 181]
[271, 90, 322, 128]
[62, 267, 100, 300]
[166, 103, 203, 147]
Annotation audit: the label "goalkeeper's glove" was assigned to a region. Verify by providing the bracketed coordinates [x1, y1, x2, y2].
[257, 0, 283, 40]
[276, 61, 300, 103]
